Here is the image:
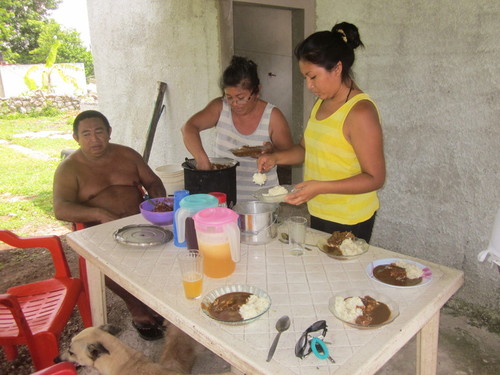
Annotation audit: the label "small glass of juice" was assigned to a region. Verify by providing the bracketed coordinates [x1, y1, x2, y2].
[178, 251, 203, 299]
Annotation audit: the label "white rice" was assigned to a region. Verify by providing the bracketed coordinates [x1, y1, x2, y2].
[393, 260, 423, 279]
[263, 185, 288, 196]
[252, 172, 267, 185]
[239, 294, 269, 320]
[334, 296, 364, 323]
[339, 238, 364, 255]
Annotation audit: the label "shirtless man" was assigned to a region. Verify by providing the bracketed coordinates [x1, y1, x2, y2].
[53, 110, 166, 340]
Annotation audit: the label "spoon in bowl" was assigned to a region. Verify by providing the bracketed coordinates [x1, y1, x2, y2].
[266, 315, 291, 362]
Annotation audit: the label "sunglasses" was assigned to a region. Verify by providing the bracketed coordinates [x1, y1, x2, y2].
[294, 320, 329, 359]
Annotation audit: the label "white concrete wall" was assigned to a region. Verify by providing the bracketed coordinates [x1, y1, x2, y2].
[87, 0, 221, 168]
[0, 63, 86, 97]
[315, 0, 499, 308]
[86, 0, 499, 311]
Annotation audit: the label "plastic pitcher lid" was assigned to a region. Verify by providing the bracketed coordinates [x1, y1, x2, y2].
[193, 207, 239, 226]
[208, 192, 227, 204]
[179, 194, 218, 211]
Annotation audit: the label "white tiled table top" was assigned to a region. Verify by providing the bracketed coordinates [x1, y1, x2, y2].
[66, 214, 464, 375]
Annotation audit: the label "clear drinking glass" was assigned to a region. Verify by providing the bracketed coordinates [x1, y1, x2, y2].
[178, 251, 204, 299]
[287, 216, 307, 256]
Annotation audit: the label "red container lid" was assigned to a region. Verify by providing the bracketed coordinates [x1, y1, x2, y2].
[209, 192, 227, 204]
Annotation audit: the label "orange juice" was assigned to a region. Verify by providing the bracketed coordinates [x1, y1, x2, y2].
[182, 271, 203, 299]
[198, 240, 235, 278]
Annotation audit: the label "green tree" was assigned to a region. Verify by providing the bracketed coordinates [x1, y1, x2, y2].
[0, 0, 94, 80]
[0, 0, 61, 63]
[31, 21, 94, 78]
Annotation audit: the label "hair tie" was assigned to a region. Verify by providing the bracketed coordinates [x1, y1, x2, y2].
[337, 29, 347, 43]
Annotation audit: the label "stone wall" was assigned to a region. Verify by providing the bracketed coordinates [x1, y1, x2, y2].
[0, 92, 98, 115]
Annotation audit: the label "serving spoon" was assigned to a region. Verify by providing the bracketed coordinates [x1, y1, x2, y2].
[266, 315, 291, 362]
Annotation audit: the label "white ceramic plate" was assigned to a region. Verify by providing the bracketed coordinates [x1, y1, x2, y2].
[329, 289, 399, 329]
[317, 236, 369, 260]
[253, 185, 294, 203]
[201, 285, 271, 325]
[366, 258, 432, 288]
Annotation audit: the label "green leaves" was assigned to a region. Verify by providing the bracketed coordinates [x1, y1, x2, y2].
[1, 0, 93, 79]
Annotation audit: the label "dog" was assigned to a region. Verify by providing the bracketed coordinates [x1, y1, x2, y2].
[59, 324, 232, 375]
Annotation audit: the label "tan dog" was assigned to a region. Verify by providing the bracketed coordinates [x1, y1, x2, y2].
[59, 324, 232, 375]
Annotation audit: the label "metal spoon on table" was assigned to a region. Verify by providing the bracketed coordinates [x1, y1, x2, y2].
[279, 233, 313, 251]
[266, 315, 291, 362]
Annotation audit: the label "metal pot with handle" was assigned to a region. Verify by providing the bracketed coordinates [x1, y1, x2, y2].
[233, 201, 279, 245]
[182, 157, 239, 208]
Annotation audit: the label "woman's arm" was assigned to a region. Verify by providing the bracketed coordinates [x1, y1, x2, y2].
[268, 107, 294, 152]
[181, 98, 223, 170]
[257, 137, 306, 172]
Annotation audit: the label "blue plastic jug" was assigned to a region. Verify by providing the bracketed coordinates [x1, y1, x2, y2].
[174, 194, 218, 247]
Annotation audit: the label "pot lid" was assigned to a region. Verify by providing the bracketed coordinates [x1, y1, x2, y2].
[193, 207, 239, 226]
[179, 194, 218, 211]
[113, 224, 172, 246]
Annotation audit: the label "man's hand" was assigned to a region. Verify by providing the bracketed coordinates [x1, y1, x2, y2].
[94, 207, 120, 223]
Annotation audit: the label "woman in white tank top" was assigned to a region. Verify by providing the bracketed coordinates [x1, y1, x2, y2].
[181, 56, 293, 202]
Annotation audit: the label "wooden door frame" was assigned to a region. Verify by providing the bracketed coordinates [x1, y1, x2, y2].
[218, 0, 315, 183]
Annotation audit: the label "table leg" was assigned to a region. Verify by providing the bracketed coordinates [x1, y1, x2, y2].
[416, 310, 440, 375]
[86, 262, 107, 325]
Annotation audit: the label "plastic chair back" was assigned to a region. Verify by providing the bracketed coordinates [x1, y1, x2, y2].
[0, 230, 92, 370]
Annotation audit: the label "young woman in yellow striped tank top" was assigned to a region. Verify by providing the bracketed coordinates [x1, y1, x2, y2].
[257, 22, 385, 242]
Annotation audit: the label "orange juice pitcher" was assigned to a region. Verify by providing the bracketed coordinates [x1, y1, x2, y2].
[193, 207, 240, 278]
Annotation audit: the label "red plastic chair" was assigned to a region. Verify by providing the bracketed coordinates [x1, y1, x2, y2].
[0, 230, 92, 370]
[30, 362, 77, 374]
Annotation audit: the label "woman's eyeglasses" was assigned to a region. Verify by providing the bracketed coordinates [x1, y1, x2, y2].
[295, 320, 335, 362]
[224, 94, 253, 105]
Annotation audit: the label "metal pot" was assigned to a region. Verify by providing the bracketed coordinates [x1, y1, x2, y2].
[182, 157, 239, 208]
[233, 201, 278, 245]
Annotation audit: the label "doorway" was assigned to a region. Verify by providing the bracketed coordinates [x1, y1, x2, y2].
[220, 0, 315, 184]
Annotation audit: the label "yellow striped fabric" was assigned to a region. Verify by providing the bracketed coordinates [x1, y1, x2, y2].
[304, 93, 380, 225]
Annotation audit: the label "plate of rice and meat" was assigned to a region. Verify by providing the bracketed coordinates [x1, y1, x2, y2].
[201, 285, 271, 325]
[366, 258, 432, 288]
[317, 231, 369, 260]
[329, 289, 399, 329]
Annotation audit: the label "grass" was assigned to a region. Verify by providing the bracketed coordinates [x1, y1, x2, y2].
[0, 111, 79, 235]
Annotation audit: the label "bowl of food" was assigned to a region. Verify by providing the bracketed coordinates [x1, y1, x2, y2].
[201, 284, 271, 325]
[139, 197, 174, 226]
[317, 231, 369, 260]
[253, 184, 294, 203]
[329, 289, 399, 329]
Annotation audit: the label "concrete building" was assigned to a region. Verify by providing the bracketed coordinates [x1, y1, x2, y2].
[85, 0, 499, 325]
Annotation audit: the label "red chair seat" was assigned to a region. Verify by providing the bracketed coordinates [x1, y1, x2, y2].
[2, 279, 83, 337]
[0, 230, 92, 371]
[30, 362, 77, 374]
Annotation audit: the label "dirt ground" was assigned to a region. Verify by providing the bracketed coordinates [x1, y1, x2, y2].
[0, 228, 230, 375]
[1, 227, 499, 375]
